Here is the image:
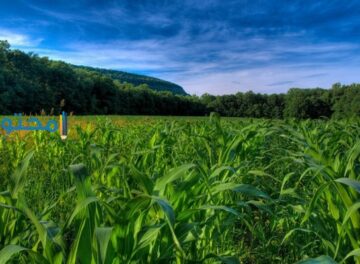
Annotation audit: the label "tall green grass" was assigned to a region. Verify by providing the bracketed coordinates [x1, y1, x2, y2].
[0, 116, 359, 263]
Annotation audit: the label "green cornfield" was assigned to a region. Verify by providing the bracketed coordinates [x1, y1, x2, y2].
[0, 116, 359, 263]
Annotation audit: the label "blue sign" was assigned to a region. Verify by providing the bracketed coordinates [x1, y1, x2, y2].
[0, 113, 67, 136]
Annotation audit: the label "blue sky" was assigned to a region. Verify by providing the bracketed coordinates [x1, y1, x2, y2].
[0, 0, 359, 95]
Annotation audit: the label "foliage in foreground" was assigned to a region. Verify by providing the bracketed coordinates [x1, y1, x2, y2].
[0, 117, 360, 263]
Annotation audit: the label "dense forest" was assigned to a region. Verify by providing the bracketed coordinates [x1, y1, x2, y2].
[0, 40, 359, 118]
[0, 41, 202, 115]
[204, 83, 360, 118]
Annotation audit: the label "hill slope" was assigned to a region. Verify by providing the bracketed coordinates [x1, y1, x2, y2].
[76, 66, 187, 95]
[0, 40, 203, 115]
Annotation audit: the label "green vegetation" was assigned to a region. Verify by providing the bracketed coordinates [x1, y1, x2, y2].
[1, 40, 360, 118]
[0, 116, 360, 263]
[203, 85, 360, 119]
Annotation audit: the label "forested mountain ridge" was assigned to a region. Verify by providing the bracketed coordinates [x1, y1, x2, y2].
[76, 66, 187, 95]
[0, 40, 202, 115]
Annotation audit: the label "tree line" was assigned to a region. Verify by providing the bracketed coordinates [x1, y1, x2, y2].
[202, 84, 360, 119]
[0, 41, 359, 118]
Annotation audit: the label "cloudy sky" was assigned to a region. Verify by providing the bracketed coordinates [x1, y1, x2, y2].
[0, 0, 359, 95]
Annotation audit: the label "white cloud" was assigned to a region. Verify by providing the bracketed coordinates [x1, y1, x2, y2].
[0, 28, 42, 47]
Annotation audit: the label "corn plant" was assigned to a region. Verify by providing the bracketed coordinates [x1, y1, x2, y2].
[0, 116, 359, 263]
